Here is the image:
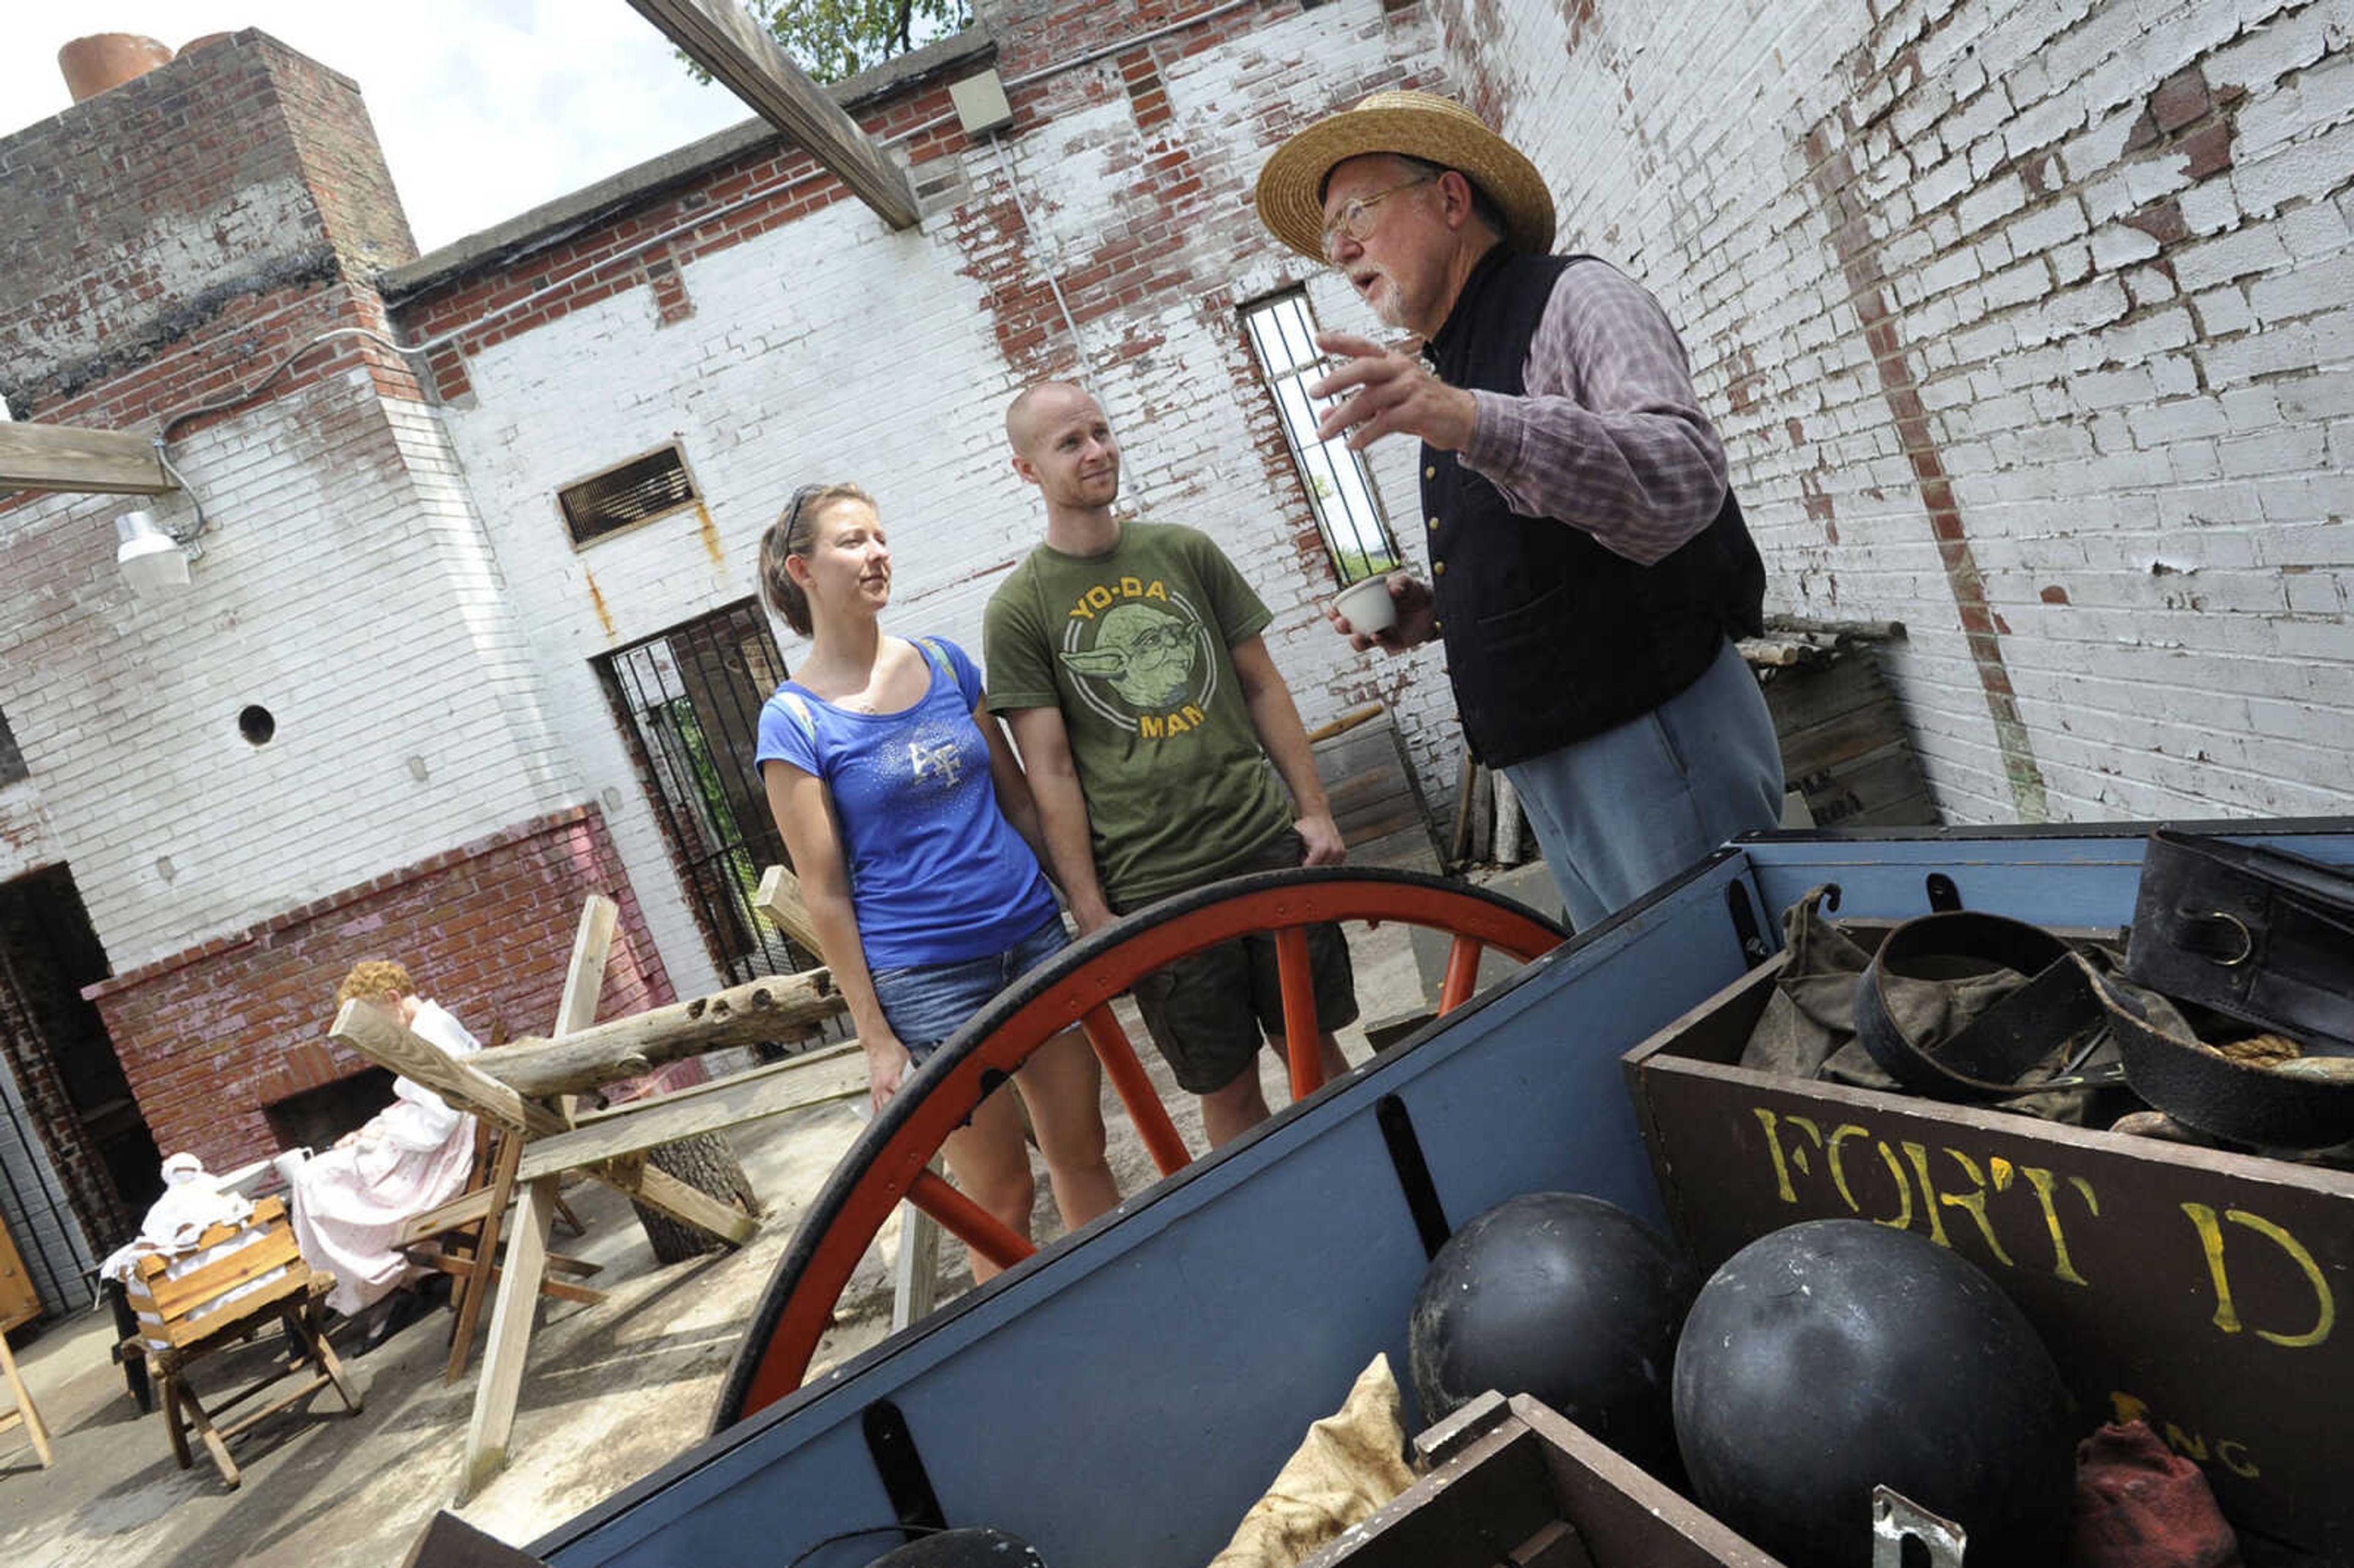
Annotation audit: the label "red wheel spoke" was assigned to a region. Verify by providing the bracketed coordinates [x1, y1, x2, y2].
[1275, 925, 1322, 1100]
[1083, 1005, 1190, 1176]
[1439, 935, 1485, 1015]
[723, 870, 1566, 1418]
[907, 1170, 1033, 1273]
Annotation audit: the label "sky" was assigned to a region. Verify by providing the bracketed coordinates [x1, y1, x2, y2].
[1, 1, 757, 253]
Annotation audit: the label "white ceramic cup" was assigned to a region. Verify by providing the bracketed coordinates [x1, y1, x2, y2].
[1333, 575, 1398, 635]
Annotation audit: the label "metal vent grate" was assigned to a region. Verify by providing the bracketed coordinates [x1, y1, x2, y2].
[558, 446, 699, 546]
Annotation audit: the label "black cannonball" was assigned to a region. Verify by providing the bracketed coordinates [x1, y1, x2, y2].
[1408, 1192, 1697, 1473]
[1672, 1219, 2076, 1567]
[862, 1527, 1046, 1567]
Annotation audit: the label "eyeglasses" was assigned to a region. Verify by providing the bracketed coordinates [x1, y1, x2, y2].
[1319, 173, 1437, 258]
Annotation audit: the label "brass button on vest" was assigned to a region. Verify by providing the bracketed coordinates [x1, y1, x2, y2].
[1433, 561, 1447, 576]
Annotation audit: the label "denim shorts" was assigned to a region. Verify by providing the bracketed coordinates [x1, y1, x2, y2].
[868, 916, 1070, 1062]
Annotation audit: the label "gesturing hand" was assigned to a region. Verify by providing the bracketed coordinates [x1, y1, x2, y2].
[1309, 331, 1477, 452]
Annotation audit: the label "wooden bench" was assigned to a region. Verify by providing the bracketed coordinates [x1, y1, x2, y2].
[122, 1195, 360, 1487]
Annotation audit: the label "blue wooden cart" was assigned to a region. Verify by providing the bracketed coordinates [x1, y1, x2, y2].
[526, 820, 2354, 1567]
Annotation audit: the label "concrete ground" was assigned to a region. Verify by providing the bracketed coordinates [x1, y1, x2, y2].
[0, 891, 1532, 1567]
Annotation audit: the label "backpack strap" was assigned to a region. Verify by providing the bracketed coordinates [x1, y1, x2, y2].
[912, 636, 954, 683]
[776, 689, 818, 744]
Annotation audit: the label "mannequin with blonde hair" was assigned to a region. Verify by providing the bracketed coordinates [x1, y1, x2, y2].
[282, 960, 484, 1338]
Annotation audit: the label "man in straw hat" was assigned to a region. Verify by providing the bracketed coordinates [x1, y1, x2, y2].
[1254, 91, 1783, 929]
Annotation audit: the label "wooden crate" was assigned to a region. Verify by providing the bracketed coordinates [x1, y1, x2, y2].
[1301, 1391, 1781, 1568]
[123, 1195, 308, 1352]
[1621, 956, 2354, 1562]
[1758, 648, 1938, 828]
[1312, 707, 1445, 873]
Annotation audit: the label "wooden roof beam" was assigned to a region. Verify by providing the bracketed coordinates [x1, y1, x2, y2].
[627, 0, 923, 230]
[0, 422, 177, 497]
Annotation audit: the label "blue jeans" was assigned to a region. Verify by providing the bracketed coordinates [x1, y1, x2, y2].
[1503, 639, 1783, 930]
[868, 917, 1070, 1060]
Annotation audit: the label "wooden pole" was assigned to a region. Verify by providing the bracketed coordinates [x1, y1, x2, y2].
[625, 0, 920, 229]
[467, 969, 843, 1097]
[459, 899, 615, 1501]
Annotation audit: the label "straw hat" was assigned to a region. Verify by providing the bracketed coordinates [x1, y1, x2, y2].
[1255, 90, 1556, 259]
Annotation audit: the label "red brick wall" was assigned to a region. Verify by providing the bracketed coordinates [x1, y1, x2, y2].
[84, 805, 676, 1174]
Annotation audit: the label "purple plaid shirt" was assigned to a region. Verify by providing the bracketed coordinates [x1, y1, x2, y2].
[1458, 261, 1728, 567]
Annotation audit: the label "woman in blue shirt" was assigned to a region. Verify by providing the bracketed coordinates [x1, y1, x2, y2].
[755, 483, 1118, 1278]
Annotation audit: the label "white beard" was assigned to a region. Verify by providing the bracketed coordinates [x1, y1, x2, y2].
[1364, 276, 1408, 330]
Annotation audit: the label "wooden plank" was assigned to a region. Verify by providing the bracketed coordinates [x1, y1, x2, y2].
[0, 421, 176, 495]
[0, 1331, 53, 1469]
[1304, 702, 1384, 743]
[554, 896, 619, 1125]
[753, 864, 823, 956]
[332, 1003, 560, 1135]
[135, 1269, 311, 1350]
[890, 1175, 942, 1332]
[411, 1252, 606, 1307]
[625, 0, 919, 229]
[145, 1227, 299, 1319]
[460, 1174, 557, 1501]
[1346, 824, 1446, 875]
[467, 969, 844, 1097]
[517, 1043, 868, 1181]
[394, 1187, 500, 1248]
[1775, 701, 1910, 780]
[598, 1162, 760, 1247]
[552, 897, 617, 1039]
[460, 895, 618, 1498]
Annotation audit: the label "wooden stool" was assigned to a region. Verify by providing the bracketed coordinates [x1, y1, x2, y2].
[0, 1328, 51, 1469]
[124, 1195, 361, 1488]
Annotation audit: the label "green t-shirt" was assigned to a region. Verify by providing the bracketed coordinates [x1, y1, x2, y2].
[985, 522, 1297, 904]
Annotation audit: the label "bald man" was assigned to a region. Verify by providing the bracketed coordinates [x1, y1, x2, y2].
[985, 381, 1357, 1147]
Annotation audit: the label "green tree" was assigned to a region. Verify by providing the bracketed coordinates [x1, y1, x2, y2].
[689, 0, 975, 85]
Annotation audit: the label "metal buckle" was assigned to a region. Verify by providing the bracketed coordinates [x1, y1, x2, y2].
[2188, 910, 2254, 965]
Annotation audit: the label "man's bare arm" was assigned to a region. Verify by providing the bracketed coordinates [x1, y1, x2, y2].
[1004, 705, 1118, 933]
[1230, 635, 1346, 866]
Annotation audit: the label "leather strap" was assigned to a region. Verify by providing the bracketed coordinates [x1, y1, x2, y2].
[2127, 830, 2354, 1054]
[1854, 912, 2114, 1102]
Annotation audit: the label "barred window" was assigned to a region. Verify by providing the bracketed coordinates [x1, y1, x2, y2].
[1242, 290, 1403, 585]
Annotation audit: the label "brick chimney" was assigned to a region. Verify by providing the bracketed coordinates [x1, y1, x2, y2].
[1, 29, 419, 424]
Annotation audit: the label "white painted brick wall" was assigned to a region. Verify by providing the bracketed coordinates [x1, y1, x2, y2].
[0, 373, 571, 967]
[1439, 0, 2354, 826]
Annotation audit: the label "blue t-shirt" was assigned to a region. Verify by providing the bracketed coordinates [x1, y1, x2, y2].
[754, 636, 1059, 971]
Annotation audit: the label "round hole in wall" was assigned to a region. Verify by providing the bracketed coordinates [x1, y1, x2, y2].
[238, 705, 276, 745]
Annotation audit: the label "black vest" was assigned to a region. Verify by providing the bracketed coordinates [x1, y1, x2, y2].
[1421, 249, 1766, 765]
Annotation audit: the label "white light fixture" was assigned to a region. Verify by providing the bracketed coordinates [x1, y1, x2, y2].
[116, 509, 192, 597]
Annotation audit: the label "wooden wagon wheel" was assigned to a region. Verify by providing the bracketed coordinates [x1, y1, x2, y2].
[714, 866, 1566, 1426]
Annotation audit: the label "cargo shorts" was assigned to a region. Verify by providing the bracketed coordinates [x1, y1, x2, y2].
[1112, 831, 1359, 1094]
